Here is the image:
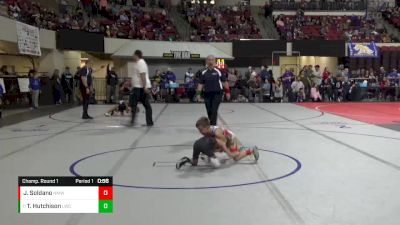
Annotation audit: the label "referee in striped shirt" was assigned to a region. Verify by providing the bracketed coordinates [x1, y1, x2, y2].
[196, 55, 230, 125]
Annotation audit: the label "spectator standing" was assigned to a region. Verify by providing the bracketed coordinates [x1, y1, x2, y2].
[304, 65, 314, 82]
[165, 68, 177, 101]
[377, 67, 387, 83]
[29, 70, 40, 110]
[262, 78, 273, 101]
[185, 74, 196, 103]
[227, 70, 238, 100]
[387, 68, 399, 86]
[291, 77, 305, 102]
[61, 67, 73, 103]
[322, 67, 331, 81]
[343, 68, 350, 82]
[387, 68, 399, 99]
[260, 65, 271, 83]
[281, 69, 294, 100]
[342, 68, 351, 100]
[299, 68, 311, 100]
[185, 68, 194, 83]
[74, 66, 82, 104]
[310, 83, 322, 102]
[184, 68, 196, 102]
[248, 76, 262, 102]
[245, 66, 253, 81]
[52, 69, 62, 104]
[321, 77, 333, 101]
[333, 76, 344, 102]
[106, 64, 119, 104]
[129, 50, 153, 126]
[312, 65, 322, 86]
[235, 74, 249, 99]
[27, 69, 35, 106]
[336, 65, 344, 78]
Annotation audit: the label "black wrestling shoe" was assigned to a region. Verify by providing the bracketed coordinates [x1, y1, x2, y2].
[176, 157, 191, 169]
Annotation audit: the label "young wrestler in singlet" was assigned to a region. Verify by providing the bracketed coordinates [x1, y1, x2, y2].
[195, 116, 259, 162]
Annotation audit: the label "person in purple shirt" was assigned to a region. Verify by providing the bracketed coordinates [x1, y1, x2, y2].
[387, 68, 399, 86]
[29, 69, 41, 109]
[165, 68, 176, 83]
[281, 69, 294, 99]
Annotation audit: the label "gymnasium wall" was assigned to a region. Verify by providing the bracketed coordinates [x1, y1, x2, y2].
[279, 56, 338, 75]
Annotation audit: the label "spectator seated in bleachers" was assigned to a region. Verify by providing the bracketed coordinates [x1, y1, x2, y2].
[381, 6, 400, 41]
[271, 0, 367, 11]
[274, 11, 391, 42]
[182, 3, 262, 42]
[5, 0, 179, 41]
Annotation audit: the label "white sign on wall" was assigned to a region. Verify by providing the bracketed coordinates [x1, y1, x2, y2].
[16, 22, 41, 56]
[17, 78, 30, 93]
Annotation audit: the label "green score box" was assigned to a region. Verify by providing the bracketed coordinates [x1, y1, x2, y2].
[99, 200, 113, 213]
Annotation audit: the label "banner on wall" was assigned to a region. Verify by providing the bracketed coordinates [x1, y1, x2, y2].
[16, 22, 41, 56]
[163, 51, 200, 59]
[348, 42, 379, 58]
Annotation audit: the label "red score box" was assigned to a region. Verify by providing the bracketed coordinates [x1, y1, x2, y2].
[99, 186, 113, 200]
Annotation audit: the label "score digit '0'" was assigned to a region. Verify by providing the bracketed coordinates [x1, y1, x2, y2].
[97, 178, 109, 184]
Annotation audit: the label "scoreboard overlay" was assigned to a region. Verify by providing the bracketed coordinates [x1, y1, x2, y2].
[18, 177, 113, 213]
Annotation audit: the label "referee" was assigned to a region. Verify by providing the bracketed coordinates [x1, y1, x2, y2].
[197, 55, 230, 126]
[129, 50, 153, 126]
[79, 60, 94, 119]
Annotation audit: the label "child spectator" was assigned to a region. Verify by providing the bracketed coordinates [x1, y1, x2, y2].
[310, 83, 322, 102]
[274, 80, 283, 102]
[291, 77, 305, 102]
[151, 81, 160, 102]
[321, 77, 333, 101]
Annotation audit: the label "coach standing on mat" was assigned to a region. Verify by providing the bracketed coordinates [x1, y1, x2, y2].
[129, 50, 153, 126]
[197, 55, 230, 126]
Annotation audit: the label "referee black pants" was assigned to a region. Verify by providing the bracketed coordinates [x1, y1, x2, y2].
[130, 88, 153, 125]
[80, 88, 90, 117]
[204, 91, 222, 126]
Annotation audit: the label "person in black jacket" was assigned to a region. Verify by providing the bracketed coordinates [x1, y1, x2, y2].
[196, 55, 230, 125]
[106, 64, 118, 104]
[61, 67, 73, 103]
